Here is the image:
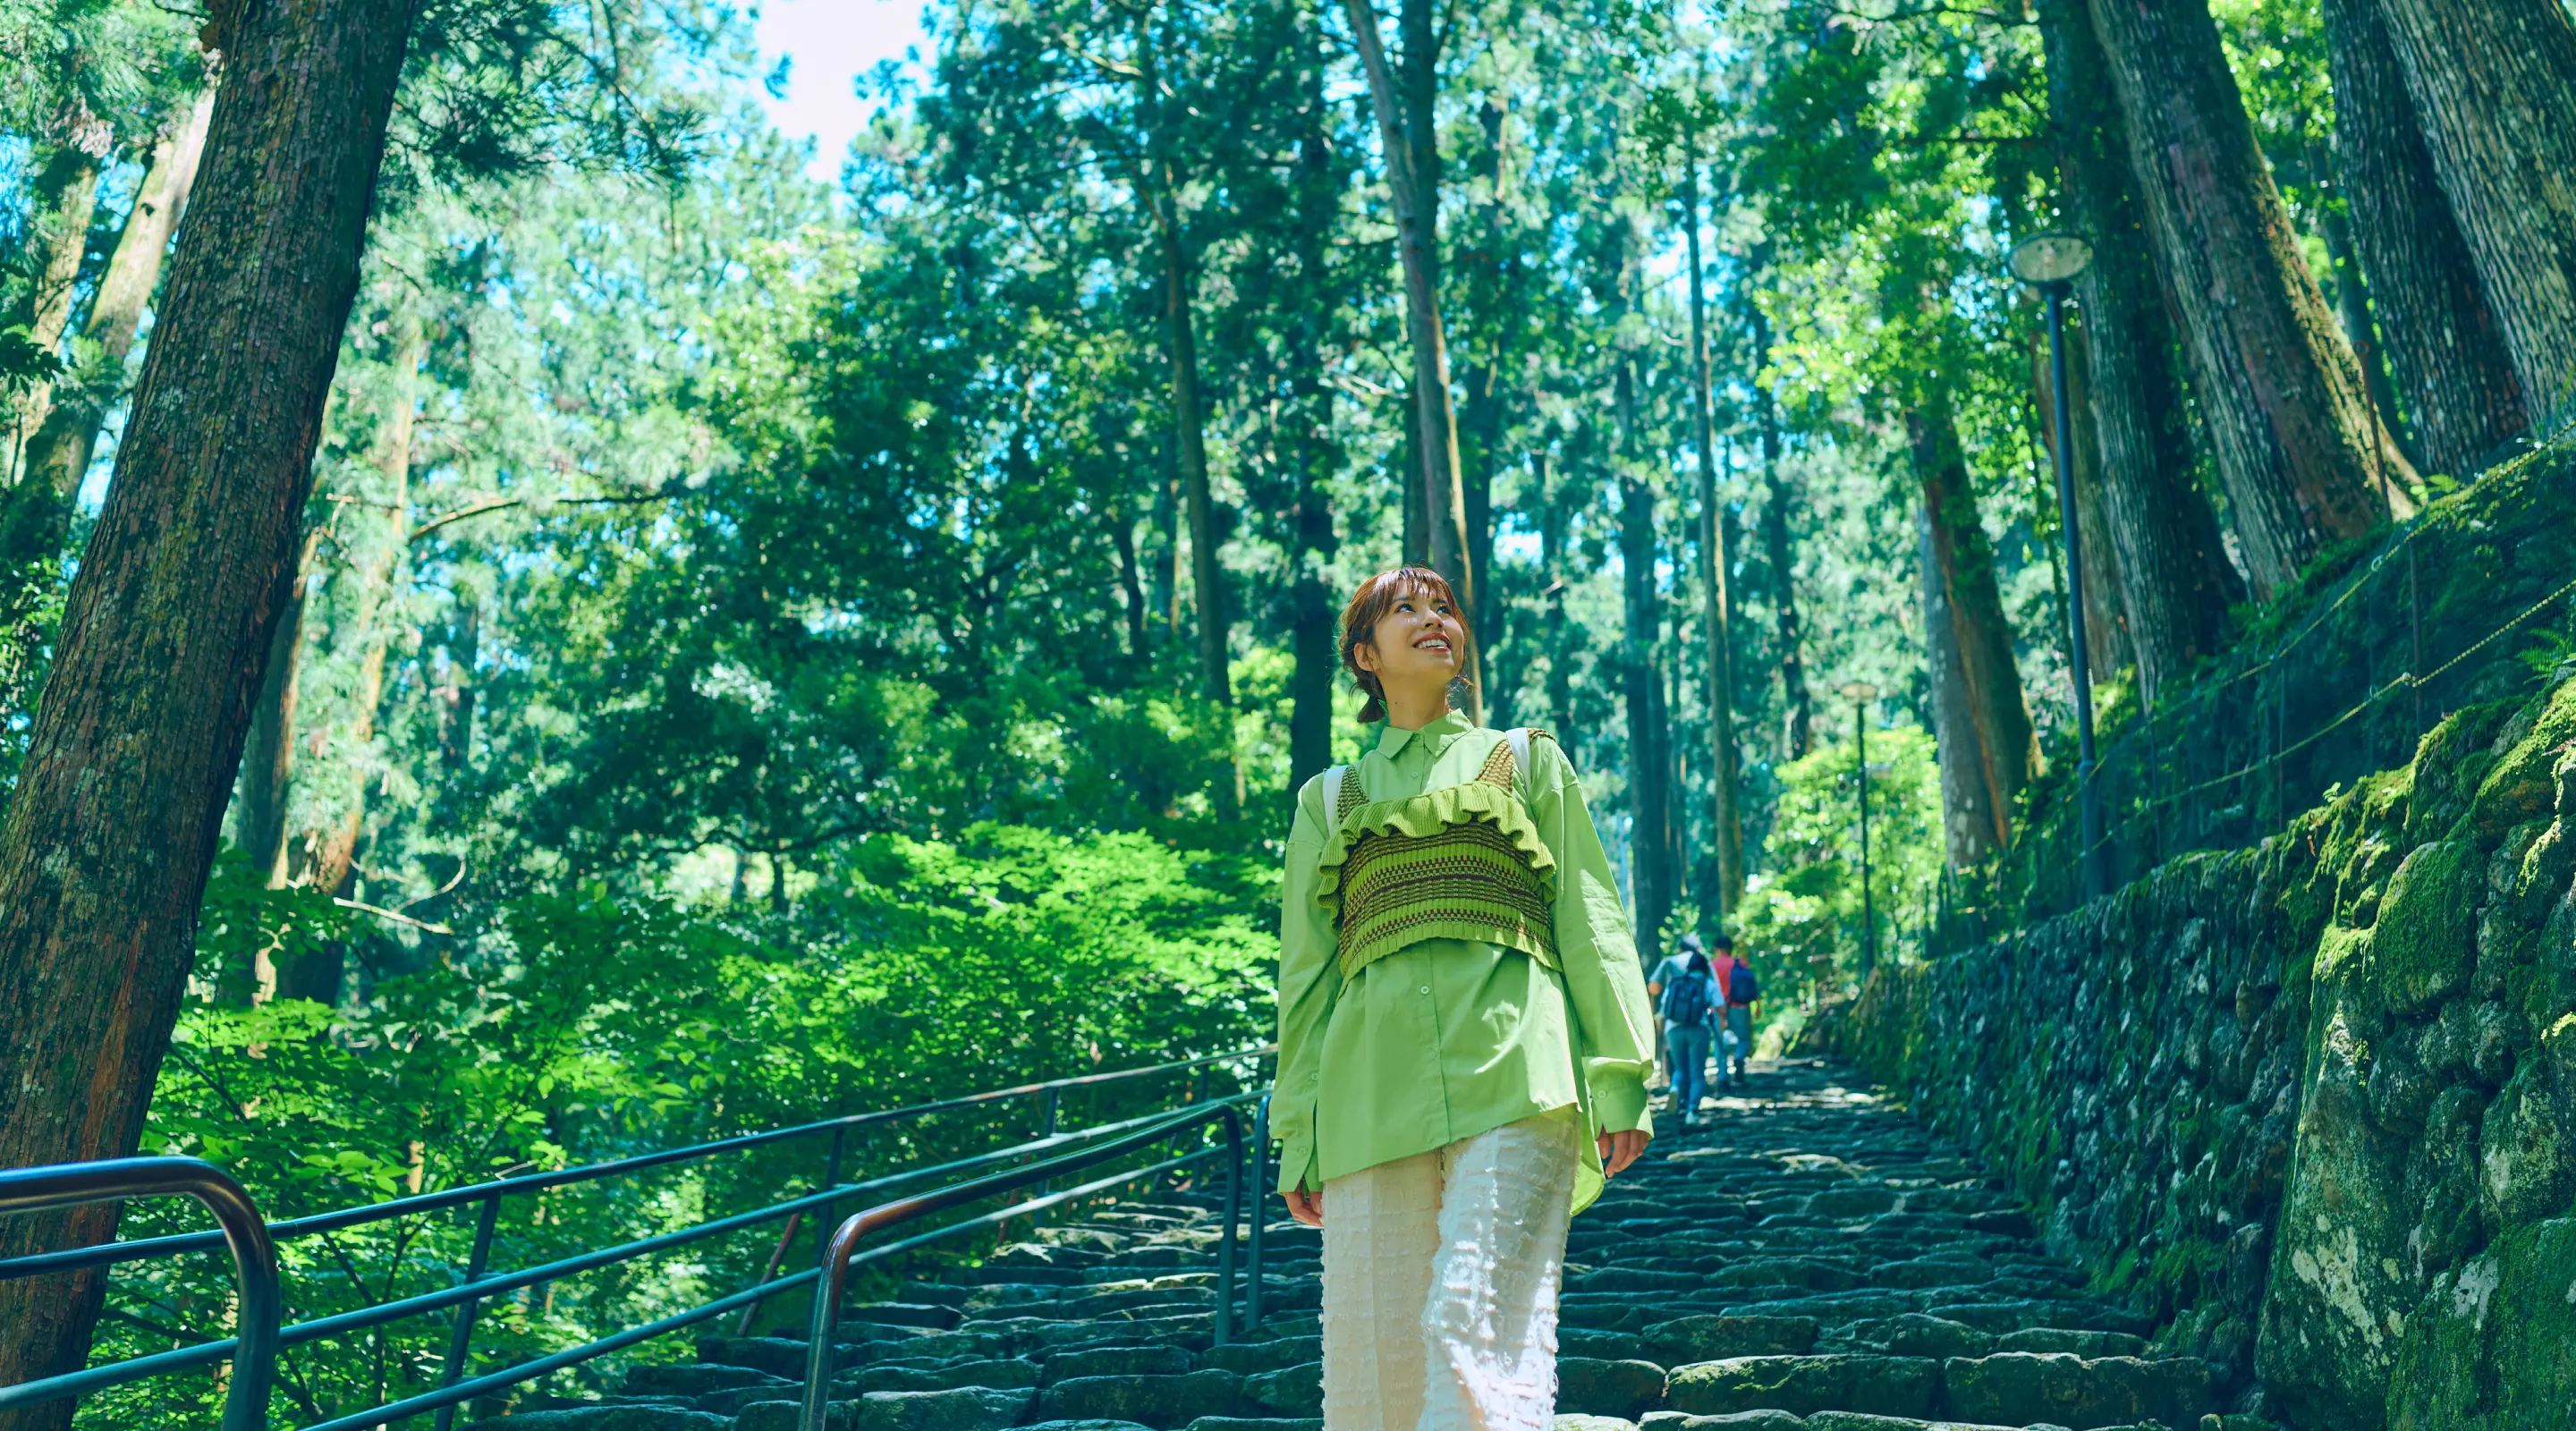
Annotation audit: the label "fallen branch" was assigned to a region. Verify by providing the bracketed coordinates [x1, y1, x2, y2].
[334, 896, 455, 936]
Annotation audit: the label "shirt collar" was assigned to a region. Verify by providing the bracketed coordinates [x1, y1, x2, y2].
[1375, 709, 1473, 759]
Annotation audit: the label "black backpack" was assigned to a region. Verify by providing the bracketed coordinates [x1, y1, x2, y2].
[1665, 969, 1714, 1028]
[1726, 962, 1760, 1005]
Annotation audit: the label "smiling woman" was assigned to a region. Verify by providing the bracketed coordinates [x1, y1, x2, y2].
[1269, 565, 1657, 1431]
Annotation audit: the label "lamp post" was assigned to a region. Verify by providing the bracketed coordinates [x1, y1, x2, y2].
[1838, 681, 1879, 978]
[2008, 233, 2105, 902]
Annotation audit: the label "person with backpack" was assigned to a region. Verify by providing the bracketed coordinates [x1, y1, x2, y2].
[1646, 932, 1711, 1093]
[1659, 948, 1718, 1128]
[1712, 939, 1761, 1084]
[1270, 565, 1657, 1431]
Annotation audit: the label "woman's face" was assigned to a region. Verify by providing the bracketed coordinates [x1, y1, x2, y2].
[1354, 585, 1464, 691]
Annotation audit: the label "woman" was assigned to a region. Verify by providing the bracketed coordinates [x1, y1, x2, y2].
[1271, 566, 1657, 1431]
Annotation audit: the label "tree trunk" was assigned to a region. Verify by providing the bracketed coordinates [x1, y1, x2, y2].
[2371, 0, 2576, 426]
[1619, 458, 1674, 963]
[2085, 0, 2413, 595]
[0, 0, 415, 1414]
[2036, 0, 2242, 701]
[1, 146, 102, 487]
[1110, 495, 1147, 659]
[1286, 18, 1338, 789]
[2319, 0, 2532, 472]
[1910, 402, 2036, 849]
[1138, 30, 1227, 707]
[4, 87, 217, 570]
[1919, 504, 2002, 867]
[1341, 0, 1479, 718]
[1682, 161, 1745, 915]
[2029, 331, 2133, 682]
[1747, 303, 1812, 758]
[1457, 96, 1506, 648]
[2318, 203, 2416, 464]
[1537, 453, 1572, 738]
[237, 527, 326, 889]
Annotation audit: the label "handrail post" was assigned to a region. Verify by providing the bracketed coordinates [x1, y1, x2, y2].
[1245, 1095, 1269, 1331]
[0, 1158, 279, 1431]
[1215, 1107, 1241, 1349]
[429, 1191, 503, 1431]
[809, 1126, 847, 1297]
[1033, 1087, 1060, 1216]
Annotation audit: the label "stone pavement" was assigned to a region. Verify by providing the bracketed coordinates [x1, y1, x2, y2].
[465, 1058, 2262, 1431]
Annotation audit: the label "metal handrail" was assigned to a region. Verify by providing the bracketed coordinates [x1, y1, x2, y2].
[0, 1158, 279, 1431]
[0, 1046, 1272, 1429]
[0, 1044, 1275, 1282]
[799, 1094, 1260, 1431]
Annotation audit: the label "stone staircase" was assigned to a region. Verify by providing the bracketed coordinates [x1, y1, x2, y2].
[466, 1058, 2270, 1431]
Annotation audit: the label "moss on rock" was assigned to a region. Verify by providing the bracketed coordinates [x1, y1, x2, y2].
[2375, 840, 2481, 1016]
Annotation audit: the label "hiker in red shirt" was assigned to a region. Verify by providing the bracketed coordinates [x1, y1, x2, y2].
[1707, 935, 1759, 1088]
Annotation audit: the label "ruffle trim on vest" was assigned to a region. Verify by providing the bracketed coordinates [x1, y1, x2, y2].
[1311, 780, 1560, 918]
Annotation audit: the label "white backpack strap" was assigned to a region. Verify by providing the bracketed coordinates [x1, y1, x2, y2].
[1507, 728, 1533, 799]
[1320, 765, 1347, 827]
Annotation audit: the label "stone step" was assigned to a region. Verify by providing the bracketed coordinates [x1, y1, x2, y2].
[462, 1059, 2231, 1431]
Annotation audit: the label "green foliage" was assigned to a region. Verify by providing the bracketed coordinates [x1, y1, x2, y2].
[1733, 723, 1943, 1003]
[89, 827, 1266, 1426]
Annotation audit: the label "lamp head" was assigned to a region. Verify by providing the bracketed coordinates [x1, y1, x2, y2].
[2008, 233, 2093, 286]
[1838, 681, 1880, 702]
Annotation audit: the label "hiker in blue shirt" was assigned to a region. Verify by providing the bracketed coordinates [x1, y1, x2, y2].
[1658, 945, 1720, 1128]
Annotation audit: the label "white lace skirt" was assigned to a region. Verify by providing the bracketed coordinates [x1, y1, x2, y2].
[1318, 1105, 1581, 1431]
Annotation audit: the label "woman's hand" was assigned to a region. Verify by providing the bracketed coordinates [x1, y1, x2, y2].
[1597, 1129, 1649, 1177]
[1284, 1185, 1324, 1228]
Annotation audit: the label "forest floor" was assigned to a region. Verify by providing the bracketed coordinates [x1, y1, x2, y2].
[465, 1059, 2236, 1431]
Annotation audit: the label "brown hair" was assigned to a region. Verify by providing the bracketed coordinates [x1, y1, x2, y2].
[1338, 566, 1470, 724]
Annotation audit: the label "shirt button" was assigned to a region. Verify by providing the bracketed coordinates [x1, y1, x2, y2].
[1419, 986, 1430, 995]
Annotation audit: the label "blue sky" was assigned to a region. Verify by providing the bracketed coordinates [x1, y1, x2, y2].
[750, 0, 937, 182]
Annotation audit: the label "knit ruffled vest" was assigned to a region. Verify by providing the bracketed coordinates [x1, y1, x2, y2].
[1315, 729, 1560, 982]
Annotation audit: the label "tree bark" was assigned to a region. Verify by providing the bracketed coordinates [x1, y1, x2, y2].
[1682, 160, 1745, 915]
[1910, 402, 2036, 851]
[2037, 0, 2242, 700]
[1138, 27, 1226, 707]
[2370, 0, 2576, 427]
[2318, 0, 2532, 473]
[5, 87, 218, 570]
[2085, 0, 2413, 595]
[1747, 302, 1812, 759]
[1, 145, 102, 487]
[1341, 0, 1479, 718]
[1286, 17, 1338, 790]
[0, 0, 415, 1414]
[2029, 331, 2133, 682]
[1919, 504, 2001, 867]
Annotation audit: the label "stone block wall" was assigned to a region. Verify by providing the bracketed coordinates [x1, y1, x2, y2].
[1812, 675, 2576, 1429]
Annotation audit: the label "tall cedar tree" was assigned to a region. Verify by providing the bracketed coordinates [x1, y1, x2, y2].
[1911, 401, 2036, 853]
[0, 0, 415, 1414]
[1342, 0, 1481, 717]
[1, 89, 216, 571]
[2317, 0, 2527, 475]
[1284, 6, 1341, 790]
[2361, 0, 2576, 434]
[2036, 0, 2239, 701]
[1746, 301, 1812, 758]
[2084, 0, 2412, 595]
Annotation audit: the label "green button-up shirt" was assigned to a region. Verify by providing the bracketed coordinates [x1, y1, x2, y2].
[1271, 713, 1656, 1215]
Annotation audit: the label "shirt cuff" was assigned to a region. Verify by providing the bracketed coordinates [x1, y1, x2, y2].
[1587, 1059, 1654, 1137]
[1274, 1131, 1322, 1195]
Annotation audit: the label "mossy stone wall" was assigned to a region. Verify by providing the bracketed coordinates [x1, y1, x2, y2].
[1813, 675, 2576, 1429]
